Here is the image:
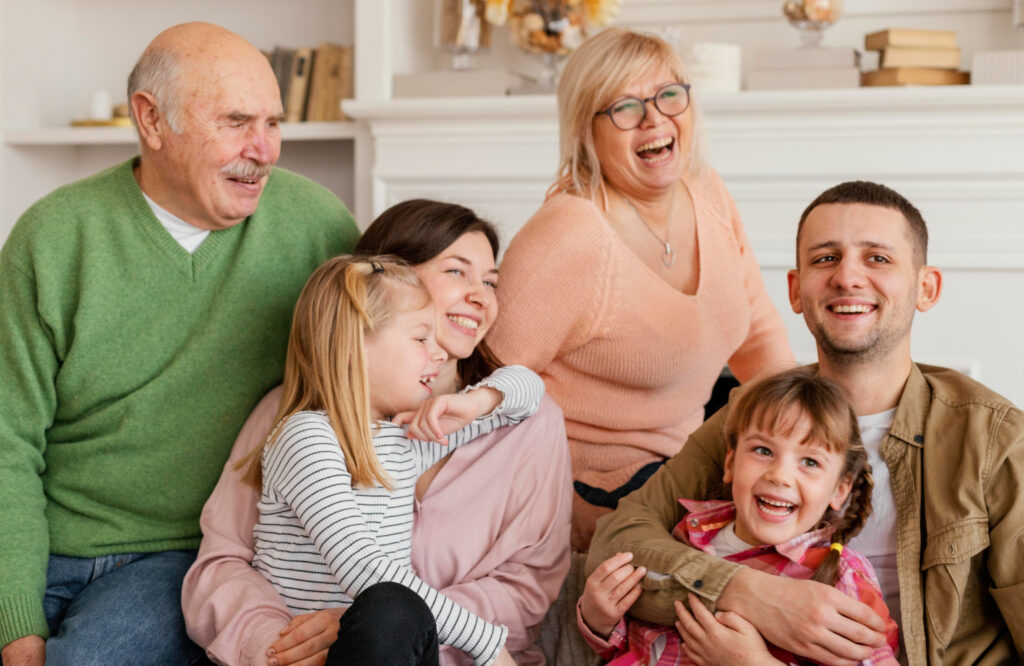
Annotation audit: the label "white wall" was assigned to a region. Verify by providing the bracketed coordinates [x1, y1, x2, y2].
[0, 0, 355, 239]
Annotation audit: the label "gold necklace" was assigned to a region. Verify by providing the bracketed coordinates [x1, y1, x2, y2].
[619, 192, 675, 268]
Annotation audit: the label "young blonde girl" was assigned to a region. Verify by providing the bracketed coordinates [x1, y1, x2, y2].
[240, 255, 542, 666]
[579, 368, 899, 665]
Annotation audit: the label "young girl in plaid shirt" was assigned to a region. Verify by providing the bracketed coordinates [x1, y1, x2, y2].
[578, 368, 899, 665]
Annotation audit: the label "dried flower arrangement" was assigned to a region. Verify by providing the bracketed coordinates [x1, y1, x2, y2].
[484, 0, 620, 55]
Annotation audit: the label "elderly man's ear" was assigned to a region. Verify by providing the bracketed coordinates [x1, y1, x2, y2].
[130, 91, 166, 151]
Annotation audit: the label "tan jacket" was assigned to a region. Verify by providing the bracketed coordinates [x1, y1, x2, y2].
[588, 364, 1024, 665]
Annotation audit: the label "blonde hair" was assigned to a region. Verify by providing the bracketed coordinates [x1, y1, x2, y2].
[723, 368, 874, 587]
[556, 27, 706, 198]
[239, 255, 429, 491]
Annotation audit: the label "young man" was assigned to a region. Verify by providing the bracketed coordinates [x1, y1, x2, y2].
[0, 23, 359, 665]
[589, 181, 1024, 664]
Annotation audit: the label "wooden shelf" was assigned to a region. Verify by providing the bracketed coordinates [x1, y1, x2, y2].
[3, 121, 358, 146]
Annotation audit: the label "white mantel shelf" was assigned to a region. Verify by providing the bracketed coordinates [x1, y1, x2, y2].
[3, 121, 359, 146]
[344, 83, 1024, 269]
[345, 84, 1024, 128]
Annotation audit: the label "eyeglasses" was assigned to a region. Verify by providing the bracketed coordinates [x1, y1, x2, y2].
[594, 82, 692, 131]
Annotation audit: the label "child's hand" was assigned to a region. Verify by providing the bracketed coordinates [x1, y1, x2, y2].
[674, 593, 784, 666]
[394, 387, 501, 443]
[580, 551, 647, 638]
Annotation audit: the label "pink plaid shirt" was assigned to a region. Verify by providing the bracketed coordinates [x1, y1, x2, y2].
[577, 499, 900, 665]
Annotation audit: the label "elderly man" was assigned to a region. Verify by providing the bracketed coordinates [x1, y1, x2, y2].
[0, 23, 358, 665]
[589, 181, 1024, 665]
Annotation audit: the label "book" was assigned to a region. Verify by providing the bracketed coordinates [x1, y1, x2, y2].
[747, 66, 860, 91]
[393, 68, 525, 97]
[971, 49, 1024, 85]
[270, 47, 295, 109]
[306, 43, 353, 122]
[879, 46, 960, 70]
[865, 28, 957, 51]
[285, 47, 314, 122]
[753, 47, 860, 70]
[862, 67, 969, 86]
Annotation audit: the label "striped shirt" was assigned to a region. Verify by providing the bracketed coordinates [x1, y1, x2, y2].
[253, 365, 543, 666]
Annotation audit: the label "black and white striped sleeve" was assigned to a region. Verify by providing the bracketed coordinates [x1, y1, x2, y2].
[411, 365, 545, 466]
[263, 414, 508, 664]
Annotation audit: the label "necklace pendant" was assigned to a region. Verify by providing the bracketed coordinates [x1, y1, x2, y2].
[662, 242, 675, 268]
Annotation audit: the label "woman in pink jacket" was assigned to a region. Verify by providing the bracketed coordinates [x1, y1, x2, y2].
[182, 199, 573, 666]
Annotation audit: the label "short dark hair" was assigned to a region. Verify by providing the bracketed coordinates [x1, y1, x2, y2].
[797, 181, 928, 266]
[355, 199, 503, 385]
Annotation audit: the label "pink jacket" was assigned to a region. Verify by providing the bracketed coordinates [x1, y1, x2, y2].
[182, 387, 573, 666]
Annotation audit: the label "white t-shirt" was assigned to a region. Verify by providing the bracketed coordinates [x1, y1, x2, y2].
[848, 409, 901, 632]
[709, 520, 751, 558]
[142, 192, 210, 254]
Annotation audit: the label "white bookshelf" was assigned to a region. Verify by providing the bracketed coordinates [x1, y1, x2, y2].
[0, 0, 358, 240]
[3, 122, 359, 147]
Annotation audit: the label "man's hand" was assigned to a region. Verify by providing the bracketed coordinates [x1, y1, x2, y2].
[1, 635, 45, 666]
[579, 551, 646, 638]
[718, 568, 886, 666]
[675, 594, 783, 666]
[267, 608, 344, 666]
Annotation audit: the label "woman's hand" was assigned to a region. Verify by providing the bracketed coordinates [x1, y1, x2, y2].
[579, 551, 646, 638]
[394, 387, 501, 443]
[674, 594, 784, 666]
[267, 607, 345, 666]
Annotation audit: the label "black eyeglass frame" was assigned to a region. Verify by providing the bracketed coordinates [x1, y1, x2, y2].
[593, 82, 693, 131]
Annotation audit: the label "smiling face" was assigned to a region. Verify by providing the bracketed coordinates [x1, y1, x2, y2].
[592, 64, 693, 198]
[138, 28, 285, 231]
[724, 408, 853, 547]
[364, 285, 448, 421]
[414, 232, 499, 361]
[788, 203, 941, 367]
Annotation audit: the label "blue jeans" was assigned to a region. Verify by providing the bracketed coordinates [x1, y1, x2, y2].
[39, 550, 206, 666]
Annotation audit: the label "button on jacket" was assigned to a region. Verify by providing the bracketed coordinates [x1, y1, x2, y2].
[588, 363, 1024, 665]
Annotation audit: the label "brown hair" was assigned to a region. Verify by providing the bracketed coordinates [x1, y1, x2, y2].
[724, 368, 873, 586]
[797, 180, 929, 267]
[555, 27, 706, 198]
[238, 255, 429, 491]
[355, 199, 502, 385]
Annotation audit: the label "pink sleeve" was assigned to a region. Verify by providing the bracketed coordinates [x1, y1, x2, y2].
[575, 597, 628, 660]
[487, 196, 612, 375]
[181, 388, 291, 666]
[412, 397, 573, 664]
[708, 171, 795, 382]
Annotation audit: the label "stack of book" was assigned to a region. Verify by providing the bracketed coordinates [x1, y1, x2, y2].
[267, 43, 354, 122]
[861, 29, 969, 87]
[747, 47, 860, 91]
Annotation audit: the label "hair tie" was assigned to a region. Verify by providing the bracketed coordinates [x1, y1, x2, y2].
[370, 261, 384, 273]
[830, 543, 843, 554]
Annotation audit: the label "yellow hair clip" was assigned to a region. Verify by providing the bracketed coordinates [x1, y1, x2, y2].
[830, 543, 843, 554]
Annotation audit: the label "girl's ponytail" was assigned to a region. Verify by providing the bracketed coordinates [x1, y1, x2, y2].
[810, 436, 874, 586]
[237, 255, 427, 491]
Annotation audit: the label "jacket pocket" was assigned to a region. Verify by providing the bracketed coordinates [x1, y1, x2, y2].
[921, 518, 989, 646]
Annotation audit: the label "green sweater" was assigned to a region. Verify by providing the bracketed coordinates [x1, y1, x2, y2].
[0, 159, 359, 645]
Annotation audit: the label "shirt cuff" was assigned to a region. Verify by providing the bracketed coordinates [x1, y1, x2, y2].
[574, 597, 627, 659]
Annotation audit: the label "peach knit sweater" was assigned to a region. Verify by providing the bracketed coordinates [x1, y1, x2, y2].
[488, 168, 794, 496]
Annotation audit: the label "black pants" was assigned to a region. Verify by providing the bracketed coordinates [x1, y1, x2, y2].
[326, 582, 439, 666]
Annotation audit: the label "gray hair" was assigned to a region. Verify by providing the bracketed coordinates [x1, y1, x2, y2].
[127, 48, 184, 134]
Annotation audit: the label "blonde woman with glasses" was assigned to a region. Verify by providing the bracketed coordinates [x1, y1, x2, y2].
[488, 28, 795, 556]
